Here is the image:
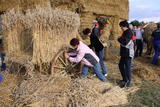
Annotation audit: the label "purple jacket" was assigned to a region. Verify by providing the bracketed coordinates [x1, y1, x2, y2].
[68, 41, 99, 67]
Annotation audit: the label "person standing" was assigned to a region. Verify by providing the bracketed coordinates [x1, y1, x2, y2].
[65, 38, 107, 82]
[133, 25, 143, 57]
[151, 23, 160, 65]
[83, 26, 108, 77]
[118, 20, 134, 88]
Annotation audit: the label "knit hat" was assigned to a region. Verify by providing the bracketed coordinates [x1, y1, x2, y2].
[92, 20, 98, 24]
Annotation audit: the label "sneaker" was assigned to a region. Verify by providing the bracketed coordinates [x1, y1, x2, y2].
[102, 79, 108, 82]
[124, 81, 131, 88]
[93, 74, 96, 76]
[104, 74, 108, 77]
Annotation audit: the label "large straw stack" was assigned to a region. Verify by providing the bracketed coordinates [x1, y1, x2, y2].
[2, 8, 80, 65]
[143, 22, 157, 41]
[29, 8, 80, 64]
[2, 10, 26, 56]
[143, 22, 157, 54]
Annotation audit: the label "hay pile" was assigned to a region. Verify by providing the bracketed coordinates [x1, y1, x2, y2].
[0, 72, 18, 106]
[12, 72, 129, 107]
[2, 8, 80, 65]
[67, 78, 128, 107]
[133, 59, 160, 83]
[12, 73, 71, 107]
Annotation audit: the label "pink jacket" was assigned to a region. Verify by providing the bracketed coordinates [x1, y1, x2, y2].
[68, 41, 99, 67]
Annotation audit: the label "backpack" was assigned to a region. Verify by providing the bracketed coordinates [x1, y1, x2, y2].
[132, 34, 136, 41]
[132, 32, 136, 41]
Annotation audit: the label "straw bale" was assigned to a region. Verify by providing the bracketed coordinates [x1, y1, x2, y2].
[29, 8, 80, 64]
[0, 0, 50, 11]
[50, 0, 129, 19]
[0, 0, 128, 20]
[2, 8, 80, 65]
[1, 0, 129, 48]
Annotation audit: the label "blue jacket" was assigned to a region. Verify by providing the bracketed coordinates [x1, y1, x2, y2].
[152, 29, 160, 41]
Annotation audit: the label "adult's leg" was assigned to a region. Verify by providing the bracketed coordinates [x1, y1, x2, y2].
[96, 49, 108, 74]
[152, 45, 160, 65]
[139, 40, 143, 56]
[93, 63, 107, 82]
[135, 40, 141, 57]
[82, 65, 89, 78]
[0, 73, 3, 82]
[125, 57, 132, 83]
[119, 57, 126, 82]
[121, 57, 132, 88]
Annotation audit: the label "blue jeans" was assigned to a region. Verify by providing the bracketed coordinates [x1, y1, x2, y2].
[0, 73, 3, 82]
[119, 57, 132, 82]
[82, 63, 106, 81]
[96, 49, 107, 74]
[152, 41, 160, 65]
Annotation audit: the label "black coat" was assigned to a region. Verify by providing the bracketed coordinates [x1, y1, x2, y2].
[118, 29, 133, 58]
[89, 27, 104, 52]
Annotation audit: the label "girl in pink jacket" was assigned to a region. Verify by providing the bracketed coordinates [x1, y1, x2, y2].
[65, 38, 107, 82]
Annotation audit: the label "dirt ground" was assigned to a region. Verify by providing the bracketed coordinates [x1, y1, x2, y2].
[0, 48, 159, 107]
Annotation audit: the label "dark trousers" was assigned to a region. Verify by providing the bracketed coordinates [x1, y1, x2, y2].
[135, 39, 143, 57]
[151, 41, 160, 65]
[119, 57, 132, 82]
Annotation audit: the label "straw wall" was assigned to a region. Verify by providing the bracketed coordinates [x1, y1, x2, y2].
[0, 0, 129, 41]
[143, 22, 157, 54]
[28, 8, 80, 64]
[0, 0, 49, 11]
[1, 0, 129, 60]
[2, 8, 80, 64]
[2, 10, 26, 56]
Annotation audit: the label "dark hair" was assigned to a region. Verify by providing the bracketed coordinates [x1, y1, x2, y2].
[83, 28, 91, 35]
[119, 20, 129, 28]
[70, 38, 79, 46]
[157, 23, 160, 29]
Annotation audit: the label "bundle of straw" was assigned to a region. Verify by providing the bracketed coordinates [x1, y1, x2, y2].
[2, 8, 80, 66]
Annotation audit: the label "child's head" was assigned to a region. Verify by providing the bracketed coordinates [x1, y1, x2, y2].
[83, 28, 91, 35]
[157, 23, 160, 29]
[119, 20, 129, 31]
[70, 38, 79, 49]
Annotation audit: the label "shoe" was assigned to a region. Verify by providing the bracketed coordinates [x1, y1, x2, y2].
[104, 74, 108, 77]
[124, 81, 131, 88]
[119, 81, 125, 88]
[119, 80, 125, 84]
[93, 74, 96, 76]
[102, 79, 108, 82]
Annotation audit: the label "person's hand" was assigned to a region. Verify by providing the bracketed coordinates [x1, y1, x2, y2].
[64, 53, 69, 59]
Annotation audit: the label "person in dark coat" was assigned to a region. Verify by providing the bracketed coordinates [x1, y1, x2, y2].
[83, 26, 108, 77]
[151, 23, 160, 65]
[118, 20, 134, 88]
